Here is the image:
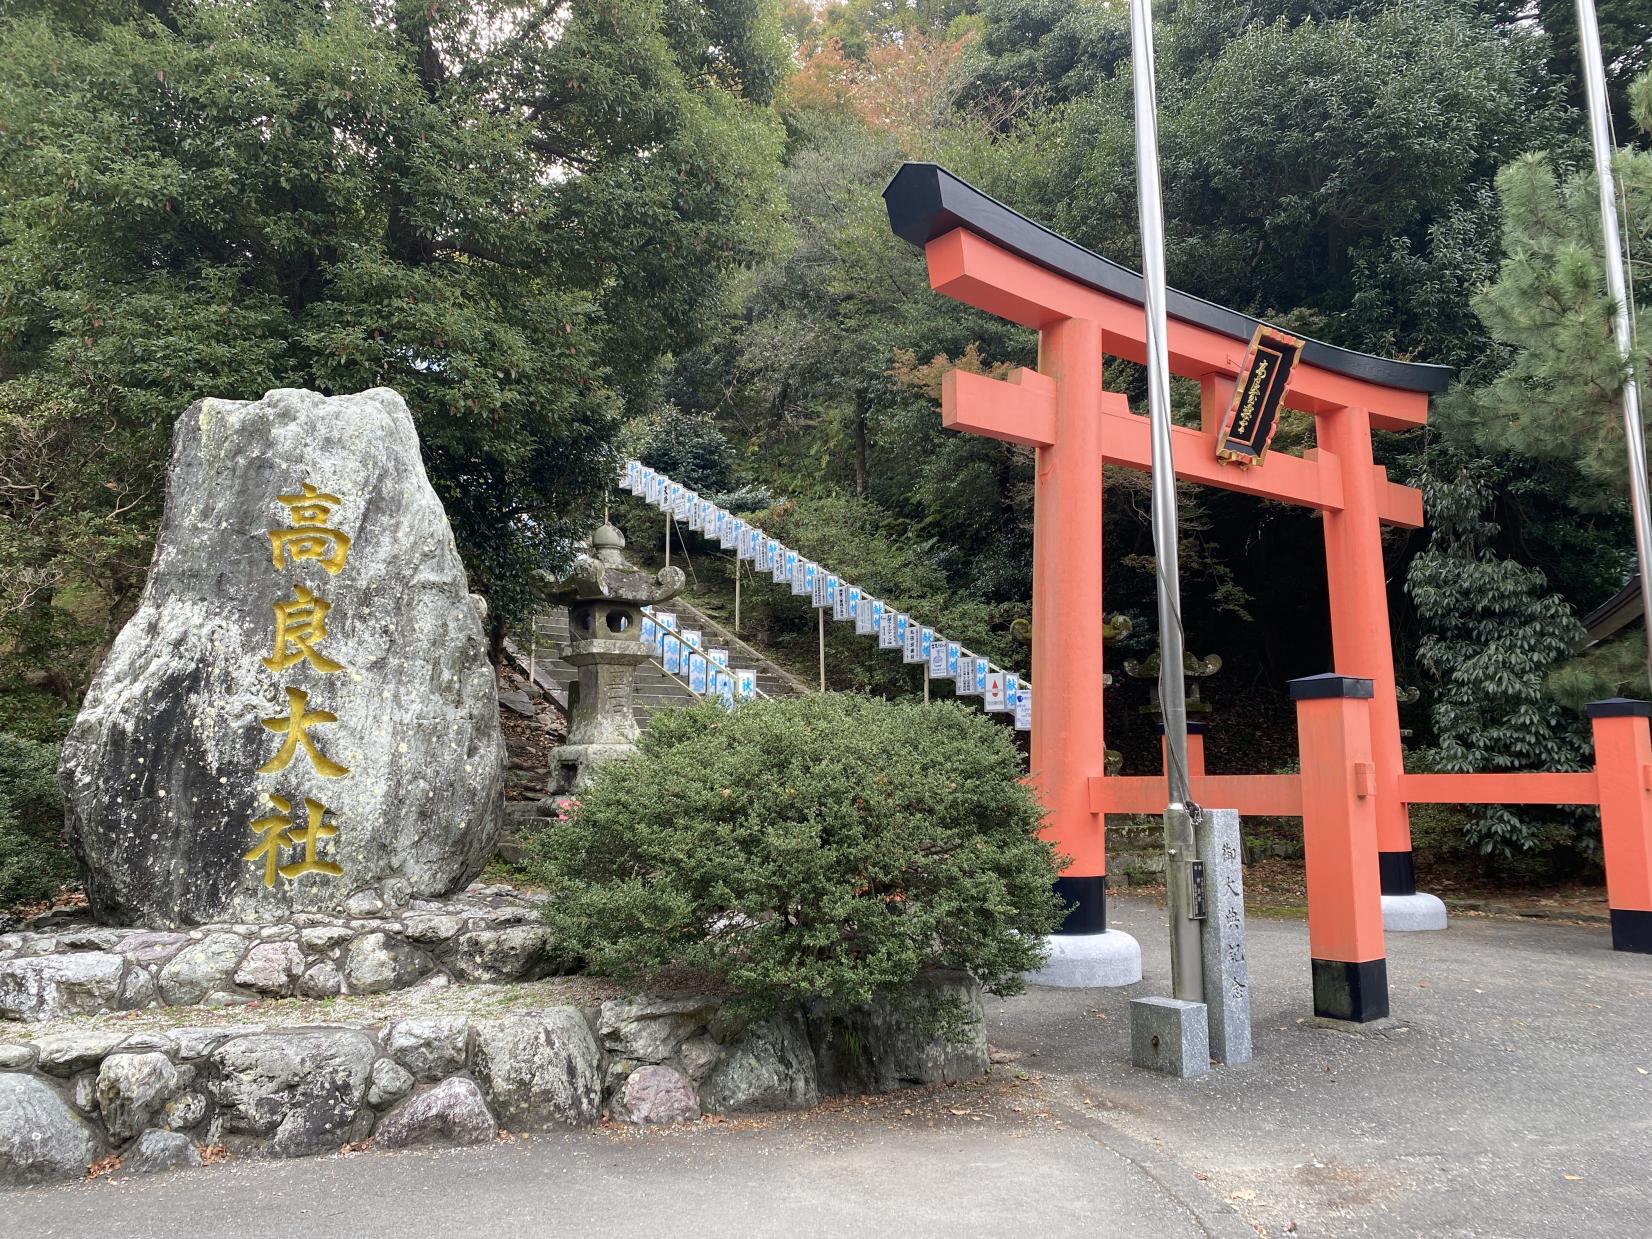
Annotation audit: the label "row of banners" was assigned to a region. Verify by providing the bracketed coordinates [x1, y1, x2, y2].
[622, 461, 1031, 731]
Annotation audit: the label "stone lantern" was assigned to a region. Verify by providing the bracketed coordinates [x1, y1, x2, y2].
[534, 523, 684, 791]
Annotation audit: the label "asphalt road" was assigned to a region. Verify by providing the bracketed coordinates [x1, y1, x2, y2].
[5, 898, 1650, 1239]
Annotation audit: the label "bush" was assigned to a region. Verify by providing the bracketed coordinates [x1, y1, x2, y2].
[0, 731, 74, 912]
[528, 694, 1063, 1015]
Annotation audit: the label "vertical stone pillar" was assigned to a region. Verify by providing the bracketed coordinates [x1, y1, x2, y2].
[1289, 673, 1389, 1022]
[1587, 699, 1652, 954]
[1195, 807, 1252, 1064]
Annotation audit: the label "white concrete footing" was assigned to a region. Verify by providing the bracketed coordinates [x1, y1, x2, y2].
[1026, 930, 1142, 988]
[1382, 891, 1448, 931]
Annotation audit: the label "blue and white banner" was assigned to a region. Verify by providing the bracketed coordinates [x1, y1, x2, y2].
[641, 615, 656, 649]
[667, 481, 682, 513]
[655, 610, 677, 634]
[928, 634, 948, 677]
[716, 671, 734, 709]
[775, 548, 796, 585]
[856, 595, 875, 636]
[742, 527, 760, 561]
[720, 513, 739, 549]
[682, 628, 702, 655]
[688, 653, 708, 694]
[839, 584, 860, 623]
[878, 609, 900, 650]
[662, 633, 682, 675]
[1015, 684, 1032, 730]
[757, 538, 774, 571]
[903, 620, 923, 663]
[708, 647, 728, 668]
[1004, 674, 1020, 713]
[736, 669, 757, 701]
[791, 558, 811, 597]
[626, 461, 642, 491]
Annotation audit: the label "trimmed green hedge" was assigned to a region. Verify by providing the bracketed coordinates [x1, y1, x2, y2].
[529, 694, 1063, 1014]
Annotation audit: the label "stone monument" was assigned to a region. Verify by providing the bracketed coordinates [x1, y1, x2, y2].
[534, 522, 683, 791]
[59, 388, 505, 927]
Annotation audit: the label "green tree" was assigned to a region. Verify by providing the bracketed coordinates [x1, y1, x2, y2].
[1405, 448, 1591, 856]
[0, 0, 784, 700]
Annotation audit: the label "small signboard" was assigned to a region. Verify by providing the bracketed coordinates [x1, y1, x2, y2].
[855, 596, 875, 636]
[776, 548, 797, 586]
[928, 634, 948, 677]
[1004, 674, 1020, 712]
[757, 538, 773, 571]
[1014, 684, 1032, 731]
[736, 669, 757, 701]
[742, 527, 760, 561]
[791, 559, 811, 597]
[709, 647, 728, 668]
[902, 621, 924, 663]
[720, 514, 739, 549]
[662, 633, 682, 675]
[716, 671, 734, 708]
[955, 651, 978, 695]
[984, 670, 1008, 713]
[688, 653, 708, 694]
[641, 615, 656, 649]
[812, 567, 831, 608]
[1214, 324, 1305, 467]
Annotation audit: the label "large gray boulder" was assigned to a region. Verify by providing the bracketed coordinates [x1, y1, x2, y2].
[59, 388, 504, 926]
[471, 1010, 603, 1131]
[208, 1028, 377, 1157]
[0, 1073, 101, 1186]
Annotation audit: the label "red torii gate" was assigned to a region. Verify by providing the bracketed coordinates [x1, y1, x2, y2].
[885, 163, 1652, 1021]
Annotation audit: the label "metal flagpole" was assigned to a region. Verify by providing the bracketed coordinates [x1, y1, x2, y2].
[1576, 0, 1652, 683]
[1131, 0, 1203, 1005]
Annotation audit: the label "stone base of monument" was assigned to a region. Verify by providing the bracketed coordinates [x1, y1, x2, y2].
[1025, 930, 1143, 988]
[1130, 996, 1210, 1079]
[0, 970, 987, 1187]
[0, 883, 561, 1023]
[1382, 892, 1449, 932]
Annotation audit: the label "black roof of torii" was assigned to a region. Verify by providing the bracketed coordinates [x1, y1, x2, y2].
[883, 162, 1454, 396]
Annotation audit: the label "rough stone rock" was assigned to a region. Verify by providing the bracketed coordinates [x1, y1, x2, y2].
[471, 1010, 603, 1130]
[344, 891, 386, 919]
[121, 1129, 201, 1175]
[611, 1065, 701, 1125]
[157, 933, 247, 1005]
[116, 932, 191, 966]
[300, 925, 356, 951]
[599, 995, 721, 1063]
[96, 1052, 183, 1143]
[384, 1016, 470, 1082]
[698, 1014, 818, 1114]
[59, 928, 122, 951]
[810, 973, 989, 1095]
[402, 915, 464, 944]
[0, 1073, 101, 1186]
[374, 1078, 497, 1149]
[33, 1030, 127, 1077]
[0, 1043, 39, 1071]
[120, 966, 157, 1009]
[170, 1027, 237, 1061]
[58, 387, 505, 926]
[498, 689, 536, 718]
[677, 1036, 722, 1083]
[366, 1057, 415, 1108]
[447, 926, 550, 982]
[162, 1090, 207, 1131]
[258, 924, 299, 941]
[297, 961, 343, 999]
[341, 933, 432, 994]
[69, 1072, 98, 1114]
[0, 952, 126, 1021]
[208, 1029, 377, 1157]
[234, 941, 305, 995]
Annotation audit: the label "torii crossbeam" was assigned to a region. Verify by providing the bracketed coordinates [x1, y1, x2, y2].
[886, 164, 1652, 1019]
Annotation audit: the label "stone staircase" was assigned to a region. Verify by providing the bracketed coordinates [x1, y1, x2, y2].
[523, 597, 807, 727]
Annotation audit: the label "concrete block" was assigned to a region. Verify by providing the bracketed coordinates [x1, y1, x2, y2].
[1131, 997, 1209, 1079]
[1025, 931, 1142, 988]
[1194, 808, 1252, 1064]
[1382, 892, 1448, 932]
